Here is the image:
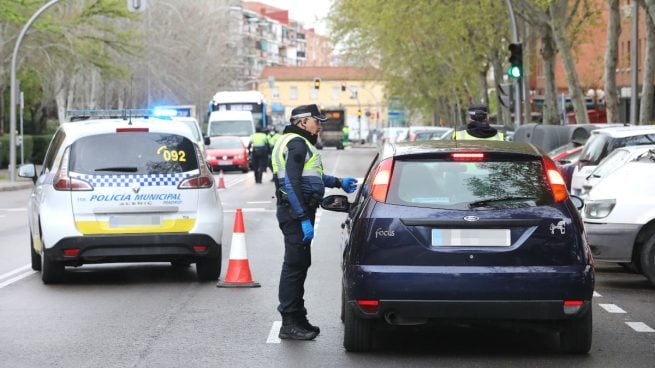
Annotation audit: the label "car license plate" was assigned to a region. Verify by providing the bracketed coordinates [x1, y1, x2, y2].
[218, 160, 232, 165]
[431, 229, 511, 247]
[109, 215, 161, 228]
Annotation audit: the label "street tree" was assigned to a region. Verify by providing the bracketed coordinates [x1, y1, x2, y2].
[604, 0, 621, 124]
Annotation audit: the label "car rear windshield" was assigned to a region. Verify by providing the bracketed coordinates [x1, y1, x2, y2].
[386, 158, 552, 209]
[69, 132, 198, 175]
[209, 138, 243, 149]
[208, 120, 253, 137]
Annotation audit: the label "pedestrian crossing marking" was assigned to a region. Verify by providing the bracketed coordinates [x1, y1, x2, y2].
[266, 321, 282, 343]
[626, 322, 655, 332]
[599, 304, 627, 313]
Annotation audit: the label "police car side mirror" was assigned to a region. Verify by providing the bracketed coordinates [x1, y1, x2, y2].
[18, 163, 37, 183]
[321, 195, 350, 212]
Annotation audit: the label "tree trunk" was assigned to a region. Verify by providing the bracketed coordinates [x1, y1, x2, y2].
[541, 32, 560, 125]
[605, 0, 621, 124]
[549, 3, 590, 125]
[0, 85, 5, 135]
[479, 68, 489, 107]
[640, 7, 655, 123]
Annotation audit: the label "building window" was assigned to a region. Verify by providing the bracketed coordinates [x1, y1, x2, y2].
[332, 86, 340, 100]
[272, 87, 280, 99]
[290, 86, 298, 100]
[310, 89, 318, 100]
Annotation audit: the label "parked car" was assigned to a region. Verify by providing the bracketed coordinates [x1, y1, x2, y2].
[580, 145, 655, 198]
[549, 144, 584, 190]
[321, 140, 593, 353]
[408, 126, 454, 141]
[205, 136, 250, 173]
[571, 125, 655, 195]
[18, 110, 223, 283]
[583, 152, 655, 285]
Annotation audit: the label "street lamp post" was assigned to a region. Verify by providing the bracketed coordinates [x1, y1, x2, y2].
[9, 0, 62, 181]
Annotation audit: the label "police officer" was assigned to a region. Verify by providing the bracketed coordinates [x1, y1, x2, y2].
[272, 104, 358, 340]
[453, 103, 504, 140]
[267, 127, 282, 181]
[249, 127, 269, 183]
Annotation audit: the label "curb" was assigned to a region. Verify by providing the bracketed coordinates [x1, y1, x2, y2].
[0, 181, 33, 192]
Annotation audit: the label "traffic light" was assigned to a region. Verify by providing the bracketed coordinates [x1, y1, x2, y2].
[341, 82, 346, 92]
[507, 43, 523, 79]
[357, 109, 362, 121]
[313, 77, 321, 89]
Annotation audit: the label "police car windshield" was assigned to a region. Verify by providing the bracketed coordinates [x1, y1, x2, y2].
[69, 132, 198, 175]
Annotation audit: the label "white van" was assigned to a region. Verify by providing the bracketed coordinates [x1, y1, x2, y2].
[207, 110, 255, 147]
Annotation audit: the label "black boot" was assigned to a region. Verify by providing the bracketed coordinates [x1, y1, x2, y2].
[296, 314, 320, 334]
[278, 314, 318, 340]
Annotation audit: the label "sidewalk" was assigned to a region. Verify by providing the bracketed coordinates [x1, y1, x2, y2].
[0, 167, 34, 192]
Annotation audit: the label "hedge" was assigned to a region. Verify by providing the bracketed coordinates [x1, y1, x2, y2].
[0, 134, 53, 168]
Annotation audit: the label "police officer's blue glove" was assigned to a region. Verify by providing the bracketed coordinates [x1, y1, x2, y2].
[341, 177, 358, 194]
[301, 219, 314, 243]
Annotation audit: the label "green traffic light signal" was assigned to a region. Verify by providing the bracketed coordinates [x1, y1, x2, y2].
[507, 65, 522, 78]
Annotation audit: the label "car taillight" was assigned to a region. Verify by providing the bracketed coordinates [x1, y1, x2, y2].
[370, 158, 394, 202]
[357, 299, 380, 314]
[451, 152, 485, 161]
[542, 156, 568, 203]
[178, 150, 214, 189]
[53, 148, 93, 191]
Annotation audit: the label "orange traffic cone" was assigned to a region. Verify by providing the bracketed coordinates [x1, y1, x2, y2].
[216, 208, 261, 288]
[217, 170, 226, 189]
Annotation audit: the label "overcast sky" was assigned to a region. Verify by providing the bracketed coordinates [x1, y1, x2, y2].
[255, 0, 333, 35]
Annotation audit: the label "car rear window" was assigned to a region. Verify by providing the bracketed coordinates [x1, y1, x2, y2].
[386, 158, 552, 209]
[69, 132, 198, 175]
[209, 138, 243, 149]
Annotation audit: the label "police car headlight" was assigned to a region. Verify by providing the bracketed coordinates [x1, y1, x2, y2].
[584, 199, 616, 219]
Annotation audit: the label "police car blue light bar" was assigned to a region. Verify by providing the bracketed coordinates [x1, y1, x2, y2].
[65, 109, 153, 122]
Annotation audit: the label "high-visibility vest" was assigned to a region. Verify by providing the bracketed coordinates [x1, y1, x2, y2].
[453, 130, 504, 141]
[268, 132, 281, 147]
[272, 133, 323, 181]
[250, 132, 269, 148]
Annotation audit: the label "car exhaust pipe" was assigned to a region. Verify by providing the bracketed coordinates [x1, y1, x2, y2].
[384, 312, 428, 326]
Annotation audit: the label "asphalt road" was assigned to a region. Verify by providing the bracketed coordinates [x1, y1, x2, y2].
[1, 147, 654, 368]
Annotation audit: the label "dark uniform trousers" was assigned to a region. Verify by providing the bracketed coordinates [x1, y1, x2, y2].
[252, 148, 268, 183]
[276, 203, 317, 316]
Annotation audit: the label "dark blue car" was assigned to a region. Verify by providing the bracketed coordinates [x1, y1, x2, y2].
[321, 140, 594, 353]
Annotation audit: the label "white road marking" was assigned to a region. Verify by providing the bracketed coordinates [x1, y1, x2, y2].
[5, 208, 27, 212]
[0, 270, 36, 289]
[599, 304, 627, 313]
[626, 322, 655, 332]
[247, 201, 272, 204]
[0, 264, 31, 281]
[266, 321, 282, 343]
[593, 291, 602, 297]
[0, 215, 5, 218]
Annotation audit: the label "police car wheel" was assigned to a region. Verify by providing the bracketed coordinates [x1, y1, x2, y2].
[30, 234, 41, 271]
[41, 249, 65, 284]
[640, 234, 655, 286]
[196, 256, 221, 281]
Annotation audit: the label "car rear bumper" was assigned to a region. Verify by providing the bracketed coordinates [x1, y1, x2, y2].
[584, 222, 640, 262]
[345, 264, 594, 319]
[47, 233, 221, 265]
[348, 299, 591, 321]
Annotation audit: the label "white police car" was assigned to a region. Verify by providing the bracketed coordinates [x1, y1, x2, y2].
[18, 110, 223, 283]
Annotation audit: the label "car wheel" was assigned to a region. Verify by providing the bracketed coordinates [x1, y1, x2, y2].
[241, 168, 249, 173]
[41, 249, 65, 284]
[30, 234, 41, 271]
[559, 308, 592, 354]
[196, 256, 221, 281]
[639, 234, 655, 285]
[343, 304, 373, 352]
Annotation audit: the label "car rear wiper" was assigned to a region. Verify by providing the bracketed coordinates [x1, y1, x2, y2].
[468, 196, 537, 208]
[94, 167, 138, 172]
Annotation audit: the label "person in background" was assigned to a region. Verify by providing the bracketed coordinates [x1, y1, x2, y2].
[453, 103, 504, 140]
[248, 127, 269, 183]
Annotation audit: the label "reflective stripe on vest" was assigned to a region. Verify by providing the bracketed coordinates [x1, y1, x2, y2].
[251, 132, 268, 147]
[272, 133, 323, 180]
[453, 130, 504, 141]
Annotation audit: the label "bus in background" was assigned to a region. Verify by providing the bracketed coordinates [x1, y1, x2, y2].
[317, 108, 345, 150]
[209, 91, 268, 131]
